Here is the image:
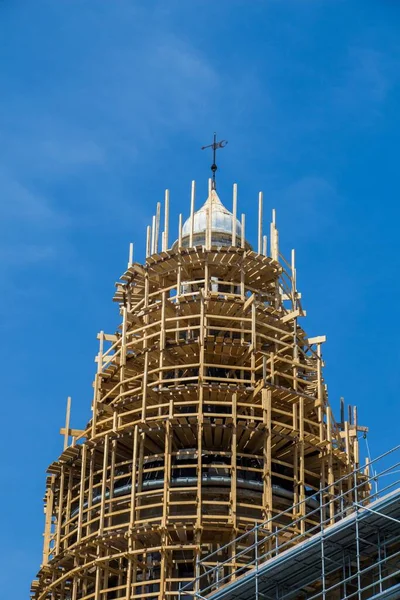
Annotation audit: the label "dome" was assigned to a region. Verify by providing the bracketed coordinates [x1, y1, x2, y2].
[181, 189, 242, 245]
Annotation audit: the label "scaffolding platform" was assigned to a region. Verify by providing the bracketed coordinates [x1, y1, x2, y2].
[181, 446, 400, 600]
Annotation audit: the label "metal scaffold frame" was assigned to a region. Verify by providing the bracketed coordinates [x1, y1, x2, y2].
[179, 444, 400, 600]
[32, 180, 367, 600]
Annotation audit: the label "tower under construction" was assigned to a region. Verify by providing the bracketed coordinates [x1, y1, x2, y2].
[32, 176, 384, 600]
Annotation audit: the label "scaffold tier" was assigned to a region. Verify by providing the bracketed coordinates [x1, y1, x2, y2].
[31, 180, 368, 600]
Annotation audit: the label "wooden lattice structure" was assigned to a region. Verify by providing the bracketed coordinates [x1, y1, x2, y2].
[32, 181, 365, 599]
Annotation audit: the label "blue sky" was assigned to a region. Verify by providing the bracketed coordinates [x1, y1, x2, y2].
[1, 0, 400, 594]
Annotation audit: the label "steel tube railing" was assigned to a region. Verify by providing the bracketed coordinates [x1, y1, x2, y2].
[180, 444, 400, 599]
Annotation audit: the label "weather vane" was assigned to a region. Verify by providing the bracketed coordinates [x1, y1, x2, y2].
[201, 133, 228, 189]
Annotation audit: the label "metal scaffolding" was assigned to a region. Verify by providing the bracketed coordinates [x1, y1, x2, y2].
[179, 445, 400, 600]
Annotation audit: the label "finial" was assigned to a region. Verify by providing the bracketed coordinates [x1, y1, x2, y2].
[201, 132, 228, 189]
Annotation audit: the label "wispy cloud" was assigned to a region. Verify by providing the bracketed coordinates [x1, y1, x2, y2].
[0, 7, 227, 274]
[0, 244, 56, 266]
[0, 170, 65, 224]
[276, 176, 342, 240]
[332, 46, 397, 120]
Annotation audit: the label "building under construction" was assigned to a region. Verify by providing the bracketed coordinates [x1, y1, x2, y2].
[32, 173, 400, 600]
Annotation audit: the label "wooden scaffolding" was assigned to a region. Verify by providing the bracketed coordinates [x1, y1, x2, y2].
[31, 180, 366, 600]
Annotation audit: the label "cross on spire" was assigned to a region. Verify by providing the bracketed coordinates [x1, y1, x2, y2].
[201, 133, 228, 189]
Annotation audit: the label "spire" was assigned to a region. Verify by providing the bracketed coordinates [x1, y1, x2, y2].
[203, 187, 225, 209]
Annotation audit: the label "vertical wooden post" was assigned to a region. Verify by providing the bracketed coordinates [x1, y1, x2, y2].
[206, 200, 212, 250]
[292, 402, 299, 510]
[142, 353, 149, 422]
[94, 547, 101, 600]
[142, 270, 149, 421]
[353, 406, 359, 467]
[316, 343, 324, 442]
[63, 396, 71, 451]
[125, 557, 133, 600]
[340, 396, 345, 429]
[160, 291, 166, 351]
[176, 257, 182, 298]
[119, 306, 128, 428]
[204, 257, 209, 296]
[55, 467, 65, 555]
[159, 544, 167, 600]
[164, 189, 170, 251]
[299, 397, 305, 534]
[230, 391, 238, 581]
[291, 249, 297, 306]
[155, 202, 161, 253]
[270, 209, 279, 261]
[344, 421, 350, 466]
[240, 265, 245, 301]
[64, 468, 73, 551]
[251, 303, 256, 350]
[146, 225, 151, 258]
[162, 422, 171, 530]
[274, 220, 279, 262]
[231, 392, 237, 529]
[232, 183, 237, 246]
[42, 475, 55, 566]
[71, 564, 78, 600]
[190, 180, 195, 247]
[102, 554, 110, 595]
[196, 423, 203, 533]
[197, 287, 205, 542]
[128, 242, 134, 268]
[258, 191, 263, 254]
[178, 214, 183, 247]
[262, 389, 273, 526]
[77, 444, 87, 542]
[241, 214, 246, 249]
[159, 291, 167, 407]
[151, 215, 156, 255]
[92, 332, 104, 437]
[129, 425, 139, 549]
[136, 433, 145, 528]
[87, 449, 95, 537]
[326, 406, 335, 524]
[108, 439, 117, 529]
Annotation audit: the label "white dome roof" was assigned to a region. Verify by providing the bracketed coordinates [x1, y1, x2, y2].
[182, 189, 242, 238]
